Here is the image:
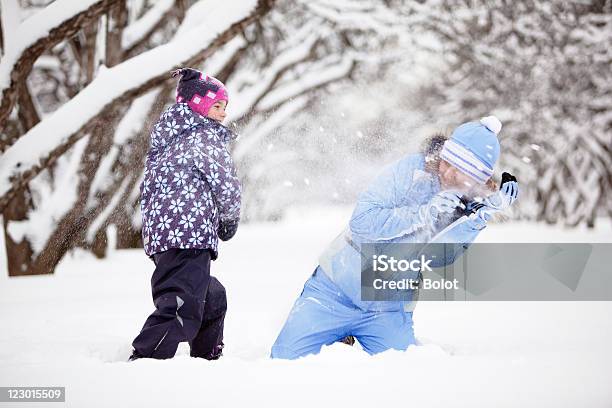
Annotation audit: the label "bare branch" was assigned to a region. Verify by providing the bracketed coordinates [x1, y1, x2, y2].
[105, 0, 128, 67]
[16, 81, 40, 131]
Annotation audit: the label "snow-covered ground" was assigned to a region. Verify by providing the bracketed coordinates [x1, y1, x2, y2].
[1, 207, 611, 407]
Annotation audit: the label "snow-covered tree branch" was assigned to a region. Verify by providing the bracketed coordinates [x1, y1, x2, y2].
[0, 0, 275, 275]
[0, 0, 123, 134]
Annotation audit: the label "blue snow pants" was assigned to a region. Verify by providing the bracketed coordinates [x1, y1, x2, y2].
[132, 248, 226, 360]
[271, 267, 416, 359]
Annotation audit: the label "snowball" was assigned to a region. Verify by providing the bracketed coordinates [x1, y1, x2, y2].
[480, 116, 502, 135]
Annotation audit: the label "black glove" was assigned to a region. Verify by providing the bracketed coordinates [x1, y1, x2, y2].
[501, 171, 518, 185]
[217, 219, 239, 241]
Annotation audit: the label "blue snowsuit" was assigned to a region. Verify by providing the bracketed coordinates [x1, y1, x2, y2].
[271, 153, 488, 359]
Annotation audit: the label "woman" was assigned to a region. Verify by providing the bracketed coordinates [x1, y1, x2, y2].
[271, 116, 519, 359]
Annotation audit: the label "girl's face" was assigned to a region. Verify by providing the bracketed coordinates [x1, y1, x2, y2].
[207, 100, 227, 123]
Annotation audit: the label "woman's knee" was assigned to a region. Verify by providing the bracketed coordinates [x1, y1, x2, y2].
[357, 311, 416, 354]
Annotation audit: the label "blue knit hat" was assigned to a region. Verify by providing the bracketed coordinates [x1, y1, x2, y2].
[439, 116, 502, 184]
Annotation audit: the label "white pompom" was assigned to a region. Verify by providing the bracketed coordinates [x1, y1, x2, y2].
[480, 116, 502, 135]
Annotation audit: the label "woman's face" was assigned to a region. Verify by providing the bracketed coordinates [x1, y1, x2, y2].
[438, 159, 478, 193]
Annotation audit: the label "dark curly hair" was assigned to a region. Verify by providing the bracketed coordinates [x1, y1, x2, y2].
[421, 132, 448, 174]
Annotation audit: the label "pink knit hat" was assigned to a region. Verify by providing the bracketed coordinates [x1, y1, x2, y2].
[172, 67, 228, 118]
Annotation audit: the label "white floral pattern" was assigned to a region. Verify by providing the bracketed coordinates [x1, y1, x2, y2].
[168, 228, 184, 245]
[179, 213, 196, 230]
[169, 198, 185, 214]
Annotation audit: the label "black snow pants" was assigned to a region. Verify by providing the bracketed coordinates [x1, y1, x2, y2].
[132, 248, 226, 360]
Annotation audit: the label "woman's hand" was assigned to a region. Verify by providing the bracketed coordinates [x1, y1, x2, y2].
[469, 172, 519, 221]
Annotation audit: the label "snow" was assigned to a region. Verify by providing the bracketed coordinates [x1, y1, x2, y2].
[87, 89, 160, 208]
[257, 55, 354, 112]
[173, 0, 260, 41]
[233, 95, 309, 161]
[199, 36, 247, 77]
[0, 207, 611, 407]
[0, 0, 259, 202]
[6, 135, 90, 255]
[225, 24, 320, 122]
[0, 0, 21, 51]
[113, 89, 159, 146]
[85, 176, 131, 243]
[305, 1, 400, 36]
[127, 0, 146, 23]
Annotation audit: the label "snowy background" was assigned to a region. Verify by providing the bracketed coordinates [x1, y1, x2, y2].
[0, 0, 611, 406]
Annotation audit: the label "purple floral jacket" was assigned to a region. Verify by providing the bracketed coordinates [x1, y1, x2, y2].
[140, 103, 241, 259]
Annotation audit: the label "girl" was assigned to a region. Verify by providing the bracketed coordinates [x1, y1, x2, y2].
[130, 68, 241, 361]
